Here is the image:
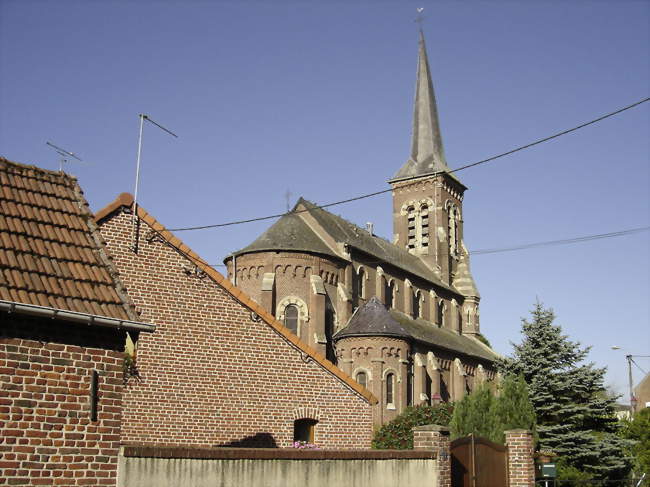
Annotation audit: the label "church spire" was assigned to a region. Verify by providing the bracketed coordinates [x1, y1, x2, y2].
[391, 31, 457, 183]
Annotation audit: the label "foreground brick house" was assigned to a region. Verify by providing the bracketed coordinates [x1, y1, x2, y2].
[95, 193, 376, 449]
[225, 32, 498, 425]
[0, 158, 155, 486]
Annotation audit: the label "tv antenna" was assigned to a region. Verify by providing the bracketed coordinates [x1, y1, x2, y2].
[46, 141, 83, 172]
[132, 113, 178, 253]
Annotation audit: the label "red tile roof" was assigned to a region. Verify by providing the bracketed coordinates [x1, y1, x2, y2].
[96, 193, 379, 405]
[0, 158, 136, 321]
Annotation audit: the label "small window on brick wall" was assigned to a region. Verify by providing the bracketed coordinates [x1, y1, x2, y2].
[294, 418, 318, 443]
[90, 370, 99, 422]
[386, 373, 395, 407]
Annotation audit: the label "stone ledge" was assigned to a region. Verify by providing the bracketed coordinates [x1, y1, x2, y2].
[413, 425, 450, 433]
[122, 445, 437, 460]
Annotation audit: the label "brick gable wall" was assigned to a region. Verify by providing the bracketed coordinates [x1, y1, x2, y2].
[98, 209, 373, 449]
[1, 315, 125, 486]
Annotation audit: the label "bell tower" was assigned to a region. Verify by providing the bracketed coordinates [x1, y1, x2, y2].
[389, 31, 468, 286]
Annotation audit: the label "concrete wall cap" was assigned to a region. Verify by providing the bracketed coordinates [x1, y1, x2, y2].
[413, 424, 450, 433]
[504, 429, 532, 434]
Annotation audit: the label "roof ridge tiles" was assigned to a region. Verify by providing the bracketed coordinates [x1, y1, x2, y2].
[0, 157, 78, 181]
[94, 193, 379, 406]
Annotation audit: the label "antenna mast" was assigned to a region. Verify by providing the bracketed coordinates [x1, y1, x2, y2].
[46, 141, 83, 172]
[132, 114, 178, 253]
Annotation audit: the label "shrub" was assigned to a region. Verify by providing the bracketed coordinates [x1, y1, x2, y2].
[372, 403, 453, 449]
[622, 408, 650, 476]
[555, 458, 594, 487]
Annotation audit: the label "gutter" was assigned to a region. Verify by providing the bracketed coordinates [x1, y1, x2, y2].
[0, 300, 156, 333]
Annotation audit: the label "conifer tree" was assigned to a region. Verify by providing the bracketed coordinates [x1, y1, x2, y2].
[498, 301, 632, 479]
[489, 375, 536, 444]
[450, 384, 496, 440]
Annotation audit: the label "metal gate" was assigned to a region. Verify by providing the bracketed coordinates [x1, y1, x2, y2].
[451, 434, 508, 487]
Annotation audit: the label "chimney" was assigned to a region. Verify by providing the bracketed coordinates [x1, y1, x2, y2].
[366, 222, 374, 235]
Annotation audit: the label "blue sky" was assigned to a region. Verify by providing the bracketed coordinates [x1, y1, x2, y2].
[1, 1, 648, 399]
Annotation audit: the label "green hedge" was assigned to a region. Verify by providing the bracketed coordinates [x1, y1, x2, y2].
[372, 403, 454, 449]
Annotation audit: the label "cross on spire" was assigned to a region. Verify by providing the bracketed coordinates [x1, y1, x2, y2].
[415, 7, 425, 27]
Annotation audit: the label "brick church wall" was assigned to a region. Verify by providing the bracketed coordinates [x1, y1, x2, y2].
[98, 208, 374, 449]
[1, 315, 125, 486]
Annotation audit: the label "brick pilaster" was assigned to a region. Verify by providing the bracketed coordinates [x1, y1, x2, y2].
[505, 429, 535, 487]
[413, 424, 451, 487]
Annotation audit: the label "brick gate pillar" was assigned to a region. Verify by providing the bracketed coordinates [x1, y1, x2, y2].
[505, 429, 535, 487]
[413, 425, 450, 487]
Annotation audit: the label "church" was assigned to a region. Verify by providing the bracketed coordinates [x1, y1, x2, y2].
[224, 32, 498, 426]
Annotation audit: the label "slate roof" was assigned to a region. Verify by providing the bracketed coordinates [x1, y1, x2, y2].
[297, 198, 457, 294]
[334, 297, 411, 340]
[235, 211, 338, 259]
[335, 297, 497, 362]
[0, 158, 134, 320]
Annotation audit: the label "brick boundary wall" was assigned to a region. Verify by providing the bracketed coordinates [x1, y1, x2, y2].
[413, 424, 451, 487]
[505, 429, 535, 487]
[1, 314, 126, 486]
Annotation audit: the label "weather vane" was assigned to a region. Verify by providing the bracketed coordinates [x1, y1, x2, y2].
[415, 7, 425, 27]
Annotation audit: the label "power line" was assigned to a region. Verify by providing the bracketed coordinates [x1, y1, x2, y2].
[206, 225, 649, 266]
[630, 358, 648, 376]
[470, 226, 649, 255]
[169, 97, 649, 232]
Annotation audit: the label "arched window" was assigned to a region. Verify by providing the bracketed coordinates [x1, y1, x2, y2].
[406, 364, 413, 406]
[453, 301, 462, 333]
[407, 206, 416, 250]
[357, 267, 366, 300]
[448, 205, 459, 257]
[293, 418, 318, 443]
[384, 279, 394, 308]
[284, 304, 299, 334]
[425, 372, 432, 406]
[386, 373, 395, 406]
[413, 290, 420, 319]
[437, 300, 445, 328]
[325, 301, 336, 362]
[440, 375, 450, 402]
[356, 371, 367, 389]
[420, 204, 429, 249]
